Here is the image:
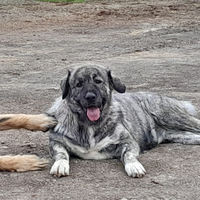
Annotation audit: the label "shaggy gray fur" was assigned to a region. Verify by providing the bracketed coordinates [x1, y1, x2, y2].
[48, 65, 200, 178]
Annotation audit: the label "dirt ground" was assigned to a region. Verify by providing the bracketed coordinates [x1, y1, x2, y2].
[0, 0, 200, 199]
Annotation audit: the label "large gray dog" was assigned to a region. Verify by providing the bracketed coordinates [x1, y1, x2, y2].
[48, 65, 200, 178]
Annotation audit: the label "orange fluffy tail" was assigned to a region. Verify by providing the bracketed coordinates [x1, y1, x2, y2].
[0, 155, 48, 172]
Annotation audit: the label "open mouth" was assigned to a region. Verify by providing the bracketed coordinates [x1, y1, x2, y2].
[86, 107, 100, 121]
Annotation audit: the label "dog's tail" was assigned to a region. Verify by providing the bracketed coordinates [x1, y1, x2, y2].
[0, 155, 48, 172]
[180, 101, 197, 116]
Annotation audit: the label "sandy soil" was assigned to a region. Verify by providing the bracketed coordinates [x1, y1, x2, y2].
[0, 0, 200, 199]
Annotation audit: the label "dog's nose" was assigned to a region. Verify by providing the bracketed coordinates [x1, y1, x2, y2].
[85, 92, 96, 102]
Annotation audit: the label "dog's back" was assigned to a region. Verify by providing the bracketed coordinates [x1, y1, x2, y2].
[113, 92, 198, 150]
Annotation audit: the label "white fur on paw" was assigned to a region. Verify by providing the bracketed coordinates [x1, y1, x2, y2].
[125, 161, 146, 178]
[50, 159, 70, 177]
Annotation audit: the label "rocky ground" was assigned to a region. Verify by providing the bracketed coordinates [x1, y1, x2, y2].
[0, 0, 200, 199]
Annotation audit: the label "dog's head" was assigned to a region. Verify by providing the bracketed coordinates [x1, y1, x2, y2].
[60, 65, 126, 125]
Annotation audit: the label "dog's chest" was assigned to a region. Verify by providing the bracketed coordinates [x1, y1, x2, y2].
[64, 126, 117, 160]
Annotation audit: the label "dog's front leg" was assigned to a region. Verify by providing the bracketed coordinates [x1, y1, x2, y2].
[49, 140, 70, 177]
[120, 143, 146, 178]
[0, 114, 57, 131]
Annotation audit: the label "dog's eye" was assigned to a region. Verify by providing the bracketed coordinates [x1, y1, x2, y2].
[76, 82, 83, 88]
[94, 79, 102, 84]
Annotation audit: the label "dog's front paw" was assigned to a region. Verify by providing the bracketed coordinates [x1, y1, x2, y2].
[38, 114, 57, 132]
[50, 159, 69, 177]
[125, 161, 146, 178]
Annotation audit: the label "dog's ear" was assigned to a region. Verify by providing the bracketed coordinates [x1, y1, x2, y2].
[108, 70, 126, 93]
[60, 70, 71, 99]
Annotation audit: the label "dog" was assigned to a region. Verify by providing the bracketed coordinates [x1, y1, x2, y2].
[0, 113, 57, 172]
[48, 65, 200, 178]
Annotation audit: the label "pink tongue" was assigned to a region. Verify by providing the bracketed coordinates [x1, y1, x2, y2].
[87, 107, 100, 121]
